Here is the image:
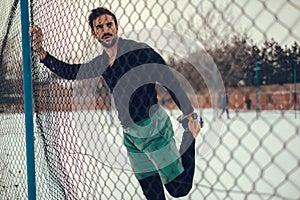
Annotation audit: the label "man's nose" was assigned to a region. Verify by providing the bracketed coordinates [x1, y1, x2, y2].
[103, 25, 110, 32]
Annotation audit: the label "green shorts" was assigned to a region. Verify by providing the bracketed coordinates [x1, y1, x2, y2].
[123, 106, 184, 184]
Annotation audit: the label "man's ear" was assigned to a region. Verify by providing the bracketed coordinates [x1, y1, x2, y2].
[91, 29, 96, 38]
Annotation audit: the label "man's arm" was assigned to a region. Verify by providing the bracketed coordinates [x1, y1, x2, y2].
[164, 70, 201, 137]
[30, 25, 107, 80]
[149, 49, 201, 137]
[40, 52, 81, 80]
[148, 49, 194, 115]
[30, 25, 82, 80]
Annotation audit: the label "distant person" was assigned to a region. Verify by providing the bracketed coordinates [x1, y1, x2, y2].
[218, 90, 230, 119]
[245, 95, 252, 110]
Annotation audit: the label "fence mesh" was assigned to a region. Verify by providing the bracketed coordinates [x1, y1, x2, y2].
[1, 0, 300, 199]
[0, 0, 28, 199]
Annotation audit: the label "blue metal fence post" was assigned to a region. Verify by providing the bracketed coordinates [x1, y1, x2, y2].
[255, 60, 259, 119]
[294, 61, 297, 119]
[20, 0, 37, 199]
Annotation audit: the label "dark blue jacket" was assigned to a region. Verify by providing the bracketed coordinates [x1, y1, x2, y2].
[41, 37, 193, 127]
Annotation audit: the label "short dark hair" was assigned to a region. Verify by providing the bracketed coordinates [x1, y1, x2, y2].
[88, 7, 118, 31]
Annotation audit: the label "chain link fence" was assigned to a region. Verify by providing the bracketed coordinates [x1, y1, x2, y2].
[0, 0, 300, 199]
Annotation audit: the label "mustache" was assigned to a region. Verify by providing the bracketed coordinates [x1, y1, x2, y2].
[102, 33, 113, 39]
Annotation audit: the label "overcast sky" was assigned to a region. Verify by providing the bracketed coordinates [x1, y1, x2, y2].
[230, 0, 300, 46]
[107, 0, 300, 47]
[35, 0, 300, 61]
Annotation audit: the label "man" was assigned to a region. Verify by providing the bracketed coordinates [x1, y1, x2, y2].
[30, 7, 201, 199]
[245, 94, 252, 110]
[218, 90, 230, 119]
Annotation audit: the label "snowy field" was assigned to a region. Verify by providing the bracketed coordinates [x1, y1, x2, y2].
[0, 109, 300, 199]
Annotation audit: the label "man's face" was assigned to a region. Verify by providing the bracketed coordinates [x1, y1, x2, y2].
[92, 14, 118, 48]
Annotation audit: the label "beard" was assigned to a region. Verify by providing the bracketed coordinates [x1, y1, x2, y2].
[101, 35, 118, 48]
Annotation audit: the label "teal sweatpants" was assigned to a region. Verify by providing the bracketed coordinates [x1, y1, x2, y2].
[123, 107, 184, 184]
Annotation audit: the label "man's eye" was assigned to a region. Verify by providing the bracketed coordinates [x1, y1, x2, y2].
[107, 22, 113, 27]
[96, 24, 103, 29]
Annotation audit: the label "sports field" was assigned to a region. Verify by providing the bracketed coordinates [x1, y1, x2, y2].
[1, 109, 299, 199]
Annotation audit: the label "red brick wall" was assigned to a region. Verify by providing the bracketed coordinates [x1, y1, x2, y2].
[46, 83, 300, 111]
[160, 83, 300, 111]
